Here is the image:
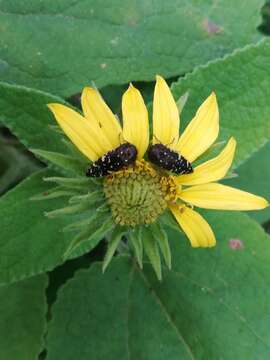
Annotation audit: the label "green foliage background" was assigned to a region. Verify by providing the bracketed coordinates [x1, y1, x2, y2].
[0, 1, 270, 359]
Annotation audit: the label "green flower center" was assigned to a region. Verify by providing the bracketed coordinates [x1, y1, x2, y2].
[103, 161, 177, 226]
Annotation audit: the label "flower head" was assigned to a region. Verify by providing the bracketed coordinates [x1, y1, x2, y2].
[43, 76, 268, 279]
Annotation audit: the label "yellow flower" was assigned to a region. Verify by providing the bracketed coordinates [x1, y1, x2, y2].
[48, 76, 268, 252]
[48, 84, 148, 161]
[151, 76, 268, 247]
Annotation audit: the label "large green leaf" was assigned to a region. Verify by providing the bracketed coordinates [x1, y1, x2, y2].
[46, 212, 270, 359]
[0, 82, 66, 154]
[0, 274, 47, 360]
[0, 169, 74, 284]
[0, 0, 263, 96]
[0, 131, 41, 195]
[172, 38, 270, 169]
[224, 141, 270, 224]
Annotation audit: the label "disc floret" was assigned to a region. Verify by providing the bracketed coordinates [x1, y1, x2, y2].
[103, 161, 178, 226]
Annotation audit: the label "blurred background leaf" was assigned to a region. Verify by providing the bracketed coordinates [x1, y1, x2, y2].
[0, 0, 264, 96]
[259, 0, 270, 34]
[0, 127, 41, 194]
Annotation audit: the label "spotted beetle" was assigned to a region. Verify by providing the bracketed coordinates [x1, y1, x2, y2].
[86, 143, 137, 177]
[148, 143, 193, 175]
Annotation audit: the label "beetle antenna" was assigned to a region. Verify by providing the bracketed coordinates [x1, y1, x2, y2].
[166, 137, 176, 147]
[153, 134, 162, 144]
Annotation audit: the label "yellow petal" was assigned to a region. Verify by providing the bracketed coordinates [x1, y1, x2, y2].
[153, 75, 180, 147]
[175, 92, 219, 162]
[170, 204, 216, 247]
[122, 84, 149, 159]
[179, 183, 269, 210]
[81, 87, 122, 149]
[176, 137, 236, 186]
[48, 103, 110, 161]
